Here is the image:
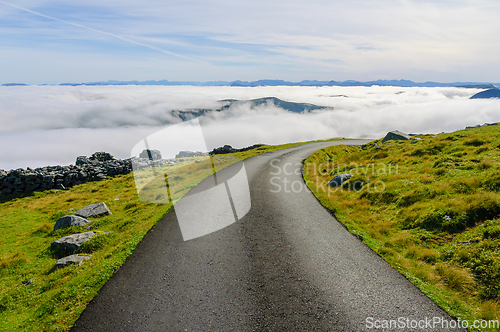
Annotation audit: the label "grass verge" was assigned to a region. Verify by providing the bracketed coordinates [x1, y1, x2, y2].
[304, 125, 500, 331]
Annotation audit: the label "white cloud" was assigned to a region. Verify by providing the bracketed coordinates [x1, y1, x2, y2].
[1, 85, 499, 171]
[2, 0, 500, 82]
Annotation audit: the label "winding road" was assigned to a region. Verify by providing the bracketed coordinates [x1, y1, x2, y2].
[72, 141, 464, 331]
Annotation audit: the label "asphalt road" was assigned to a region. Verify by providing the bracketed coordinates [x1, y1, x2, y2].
[72, 141, 465, 331]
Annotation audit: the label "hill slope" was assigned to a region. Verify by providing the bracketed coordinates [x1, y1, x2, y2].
[304, 125, 500, 329]
[470, 88, 500, 99]
[0, 140, 325, 331]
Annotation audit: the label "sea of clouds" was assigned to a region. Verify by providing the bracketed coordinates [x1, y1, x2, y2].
[0, 85, 499, 171]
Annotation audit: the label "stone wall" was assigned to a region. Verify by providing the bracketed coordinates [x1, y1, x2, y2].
[0, 144, 266, 199]
[0, 152, 132, 198]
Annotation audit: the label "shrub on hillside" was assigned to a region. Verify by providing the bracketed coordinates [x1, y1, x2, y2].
[464, 138, 485, 147]
[482, 174, 500, 192]
[397, 187, 437, 207]
[359, 190, 399, 205]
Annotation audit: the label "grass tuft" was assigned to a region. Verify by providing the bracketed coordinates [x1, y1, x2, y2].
[0, 251, 28, 270]
[435, 263, 475, 292]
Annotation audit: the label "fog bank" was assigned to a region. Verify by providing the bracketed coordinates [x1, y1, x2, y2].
[0, 85, 498, 170]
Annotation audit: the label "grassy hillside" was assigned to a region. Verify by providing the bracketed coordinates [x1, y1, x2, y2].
[0, 139, 346, 332]
[304, 125, 500, 331]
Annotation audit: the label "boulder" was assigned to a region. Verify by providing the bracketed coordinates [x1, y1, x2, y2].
[53, 215, 92, 231]
[51, 231, 95, 250]
[328, 174, 353, 187]
[56, 254, 91, 267]
[382, 130, 411, 143]
[75, 202, 112, 218]
[139, 149, 162, 160]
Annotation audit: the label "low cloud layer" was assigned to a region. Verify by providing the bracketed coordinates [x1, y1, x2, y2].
[0, 85, 498, 170]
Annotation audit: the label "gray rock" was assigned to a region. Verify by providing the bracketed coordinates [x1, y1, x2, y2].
[95, 173, 107, 180]
[466, 124, 481, 129]
[382, 130, 411, 143]
[53, 215, 92, 231]
[51, 231, 95, 250]
[55, 254, 91, 267]
[132, 161, 149, 170]
[139, 149, 162, 160]
[90, 152, 114, 162]
[75, 202, 112, 218]
[76, 156, 91, 165]
[328, 174, 353, 187]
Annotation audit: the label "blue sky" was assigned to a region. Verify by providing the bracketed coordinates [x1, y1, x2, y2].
[1, 0, 500, 84]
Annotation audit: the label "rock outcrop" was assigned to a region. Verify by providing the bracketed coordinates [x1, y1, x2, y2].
[382, 130, 411, 143]
[466, 123, 498, 129]
[210, 144, 265, 155]
[55, 254, 91, 267]
[328, 174, 353, 187]
[139, 149, 162, 160]
[53, 215, 92, 231]
[51, 231, 95, 250]
[75, 202, 112, 218]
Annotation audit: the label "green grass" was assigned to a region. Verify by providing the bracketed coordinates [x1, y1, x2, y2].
[0, 175, 170, 331]
[304, 125, 500, 331]
[0, 138, 347, 332]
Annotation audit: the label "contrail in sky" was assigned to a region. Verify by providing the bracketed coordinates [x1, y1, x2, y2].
[0, 0, 201, 62]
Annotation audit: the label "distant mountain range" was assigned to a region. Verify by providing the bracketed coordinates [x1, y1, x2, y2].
[58, 80, 230, 87]
[1, 83, 28, 86]
[230, 80, 499, 88]
[2, 79, 499, 88]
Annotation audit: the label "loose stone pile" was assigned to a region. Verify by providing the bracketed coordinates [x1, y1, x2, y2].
[51, 202, 112, 267]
